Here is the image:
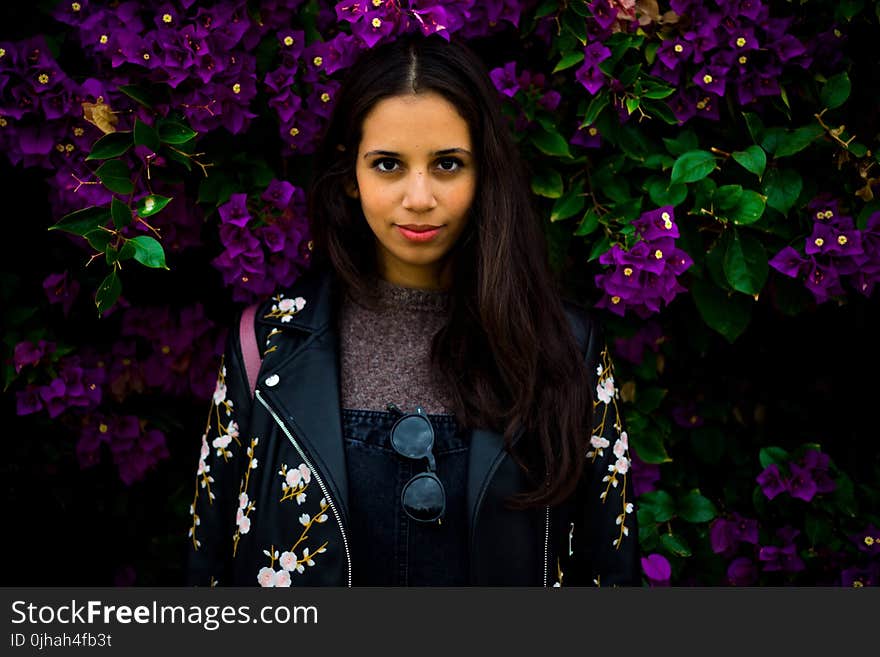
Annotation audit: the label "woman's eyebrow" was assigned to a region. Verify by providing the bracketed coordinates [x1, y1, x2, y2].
[363, 147, 472, 158]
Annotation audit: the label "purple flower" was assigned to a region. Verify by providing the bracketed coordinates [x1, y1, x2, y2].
[849, 524, 880, 555]
[756, 463, 788, 500]
[589, 0, 619, 31]
[769, 246, 807, 279]
[13, 340, 54, 372]
[641, 553, 671, 585]
[16, 387, 43, 416]
[656, 39, 692, 71]
[570, 124, 602, 149]
[710, 513, 760, 557]
[759, 541, 805, 574]
[693, 65, 727, 97]
[727, 557, 758, 586]
[671, 402, 703, 428]
[261, 179, 296, 210]
[630, 449, 661, 497]
[218, 193, 251, 227]
[43, 270, 80, 316]
[787, 462, 818, 502]
[490, 61, 520, 98]
[840, 564, 879, 588]
[613, 321, 663, 365]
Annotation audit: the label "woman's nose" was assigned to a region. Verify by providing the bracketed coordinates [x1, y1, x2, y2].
[402, 171, 438, 211]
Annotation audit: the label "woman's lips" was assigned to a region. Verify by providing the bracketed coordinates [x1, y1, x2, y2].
[395, 224, 442, 242]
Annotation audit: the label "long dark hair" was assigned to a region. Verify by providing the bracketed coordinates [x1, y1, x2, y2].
[307, 33, 593, 507]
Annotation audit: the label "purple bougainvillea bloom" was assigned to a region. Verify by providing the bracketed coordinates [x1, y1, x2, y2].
[489, 61, 519, 98]
[575, 63, 606, 95]
[787, 462, 818, 502]
[43, 270, 80, 316]
[671, 402, 703, 428]
[693, 65, 727, 97]
[539, 90, 561, 112]
[710, 513, 759, 556]
[570, 124, 602, 149]
[641, 553, 671, 585]
[759, 542, 805, 573]
[841, 564, 879, 588]
[756, 463, 788, 500]
[629, 449, 660, 497]
[261, 179, 296, 210]
[727, 557, 759, 586]
[218, 193, 252, 227]
[849, 524, 880, 555]
[656, 39, 692, 70]
[16, 387, 43, 416]
[589, 0, 619, 31]
[769, 246, 807, 279]
[14, 340, 52, 372]
[613, 321, 663, 365]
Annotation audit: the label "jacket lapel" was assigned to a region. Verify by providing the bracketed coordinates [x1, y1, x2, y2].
[253, 268, 351, 525]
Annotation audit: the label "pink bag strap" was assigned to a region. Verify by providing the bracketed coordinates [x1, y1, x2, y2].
[239, 303, 261, 397]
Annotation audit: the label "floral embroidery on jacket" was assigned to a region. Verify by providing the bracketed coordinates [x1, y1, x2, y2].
[256, 497, 331, 587]
[588, 346, 634, 549]
[189, 358, 240, 550]
[233, 436, 260, 556]
[279, 462, 313, 505]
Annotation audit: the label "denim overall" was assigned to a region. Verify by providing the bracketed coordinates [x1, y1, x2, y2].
[342, 408, 469, 585]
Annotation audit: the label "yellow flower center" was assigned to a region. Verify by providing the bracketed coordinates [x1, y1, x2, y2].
[99, 423, 109, 433]
[72, 2, 81, 11]
[65, 143, 74, 152]
[815, 211, 824, 219]
[837, 235, 848, 245]
[100, 35, 108, 44]
[289, 127, 300, 137]
[162, 13, 172, 23]
[313, 56, 323, 67]
[372, 0, 382, 6]
[611, 296, 621, 305]
[674, 44, 683, 53]
[0, 48, 6, 58]
[320, 92, 330, 102]
[56, 144, 65, 152]
[654, 249, 663, 259]
[814, 238, 825, 247]
[241, 275, 249, 283]
[283, 36, 294, 47]
[833, 29, 842, 38]
[738, 56, 747, 64]
[0, 117, 7, 127]
[736, 37, 746, 47]
[232, 83, 241, 94]
[588, 127, 598, 136]
[696, 98, 710, 110]
[38, 73, 49, 84]
[307, 240, 314, 251]
[73, 127, 84, 136]
[143, 52, 151, 61]
[623, 267, 633, 277]
[372, 17, 382, 28]
[823, 210, 833, 218]
[123, 358, 132, 366]
[161, 345, 171, 354]
[703, 74, 713, 84]
[853, 580, 864, 588]
[866, 536, 875, 546]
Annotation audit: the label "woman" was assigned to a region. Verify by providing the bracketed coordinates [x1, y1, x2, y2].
[187, 32, 639, 587]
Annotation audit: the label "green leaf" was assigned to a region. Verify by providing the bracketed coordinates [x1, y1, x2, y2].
[758, 446, 790, 469]
[533, 0, 558, 18]
[820, 71, 851, 109]
[624, 97, 640, 115]
[663, 130, 698, 156]
[723, 229, 768, 295]
[530, 125, 573, 158]
[804, 513, 833, 547]
[646, 177, 687, 207]
[670, 150, 716, 185]
[691, 277, 753, 343]
[110, 197, 132, 229]
[641, 84, 675, 100]
[95, 269, 121, 317]
[586, 233, 611, 262]
[134, 118, 160, 152]
[157, 120, 198, 145]
[630, 427, 672, 464]
[742, 112, 765, 143]
[731, 145, 767, 178]
[677, 491, 718, 523]
[96, 160, 134, 195]
[84, 228, 112, 252]
[550, 182, 585, 222]
[49, 206, 111, 237]
[118, 240, 136, 262]
[580, 90, 608, 127]
[118, 84, 155, 109]
[728, 190, 766, 226]
[763, 168, 803, 215]
[642, 99, 679, 125]
[86, 131, 133, 161]
[574, 208, 600, 236]
[660, 533, 692, 557]
[847, 142, 868, 157]
[553, 51, 584, 73]
[773, 124, 825, 158]
[561, 9, 588, 45]
[128, 235, 169, 269]
[638, 491, 675, 523]
[634, 386, 667, 414]
[531, 167, 564, 198]
[136, 195, 172, 218]
[713, 185, 744, 212]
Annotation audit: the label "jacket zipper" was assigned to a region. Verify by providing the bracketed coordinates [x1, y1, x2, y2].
[255, 390, 353, 587]
[543, 505, 550, 587]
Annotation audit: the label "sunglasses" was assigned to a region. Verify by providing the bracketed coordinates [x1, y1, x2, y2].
[386, 403, 446, 524]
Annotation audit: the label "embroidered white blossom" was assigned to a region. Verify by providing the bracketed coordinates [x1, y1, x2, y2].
[212, 435, 232, 450]
[239, 492, 249, 509]
[303, 547, 315, 567]
[274, 570, 291, 587]
[212, 382, 227, 405]
[613, 431, 629, 458]
[279, 551, 297, 571]
[597, 376, 616, 404]
[614, 457, 630, 474]
[299, 513, 311, 526]
[257, 567, 275, 587]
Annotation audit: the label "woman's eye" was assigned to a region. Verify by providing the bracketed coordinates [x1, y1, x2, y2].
[374, 158, 399, 173]
[437, 157, 462, 172]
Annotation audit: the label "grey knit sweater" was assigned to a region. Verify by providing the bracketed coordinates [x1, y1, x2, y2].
[339, 278, 453, 414]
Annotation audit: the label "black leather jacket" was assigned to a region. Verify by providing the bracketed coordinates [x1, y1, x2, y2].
[186, 267, 640, 586]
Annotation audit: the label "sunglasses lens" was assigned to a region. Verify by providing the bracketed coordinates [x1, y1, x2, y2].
[401, 473, 445, 522]
[391, 415, 433, 459]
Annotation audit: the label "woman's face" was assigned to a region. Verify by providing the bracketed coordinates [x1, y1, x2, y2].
[349, 92, 477, 290]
